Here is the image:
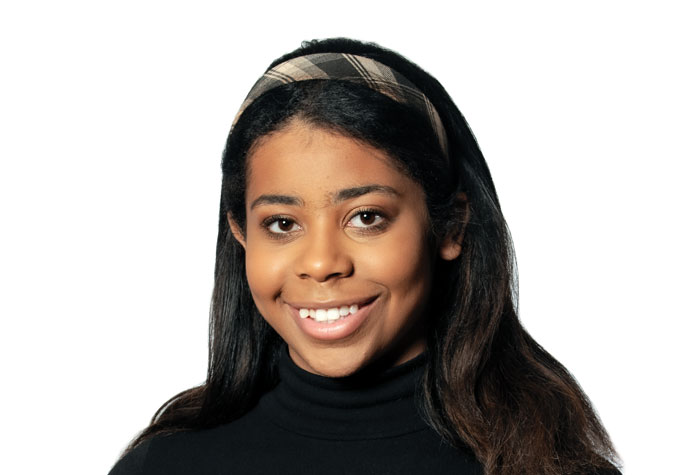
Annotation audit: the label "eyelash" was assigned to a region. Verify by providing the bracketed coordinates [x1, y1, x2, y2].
[260, 208, 389, 239]
[261, 215, 300, 239]
[346, 208, 389, 233]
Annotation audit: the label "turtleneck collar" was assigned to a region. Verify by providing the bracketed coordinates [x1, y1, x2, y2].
[258, 348, 430, 440]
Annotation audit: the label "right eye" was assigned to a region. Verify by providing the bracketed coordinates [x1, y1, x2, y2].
[264, 217, 301, 234]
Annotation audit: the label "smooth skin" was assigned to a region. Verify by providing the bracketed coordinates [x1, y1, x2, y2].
[229, 120, 461, 377]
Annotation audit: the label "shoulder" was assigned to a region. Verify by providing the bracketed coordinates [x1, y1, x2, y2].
[108, 430, 224, 475]
[108, 438, 152, 475]
[108, 428, 230, 475]
[107, 409, 271, 475]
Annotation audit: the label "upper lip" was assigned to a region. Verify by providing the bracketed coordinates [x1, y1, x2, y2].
[285, 295, 378, 309]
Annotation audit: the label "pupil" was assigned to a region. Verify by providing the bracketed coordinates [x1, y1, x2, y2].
[361, 213, 374, 224]
[279, 219, 292, 230]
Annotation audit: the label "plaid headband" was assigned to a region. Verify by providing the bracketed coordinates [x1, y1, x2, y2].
[233, 53, 448, 156]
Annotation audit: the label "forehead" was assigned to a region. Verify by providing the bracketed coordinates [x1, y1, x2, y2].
[245, 122, 420, 204]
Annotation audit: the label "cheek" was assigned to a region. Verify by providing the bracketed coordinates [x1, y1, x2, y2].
[244, 243, 288, 304]
[360, 227, 434, 302]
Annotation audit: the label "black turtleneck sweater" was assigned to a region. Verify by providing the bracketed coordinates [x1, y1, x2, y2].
[109, 351, 482, 474]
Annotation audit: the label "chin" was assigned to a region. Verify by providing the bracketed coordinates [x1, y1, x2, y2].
[324, 360, 376, 378]
[290, 346, 373, 378]
[314, 364, 362, 378]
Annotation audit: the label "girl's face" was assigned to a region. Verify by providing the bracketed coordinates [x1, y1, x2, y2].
[230, 120, 459, 377]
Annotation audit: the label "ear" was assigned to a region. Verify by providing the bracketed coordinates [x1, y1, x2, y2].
[438, 192, 469, 261]
[227, 211, 247, 250]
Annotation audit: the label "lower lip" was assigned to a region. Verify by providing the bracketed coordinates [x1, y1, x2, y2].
[288, 298, 378, 341]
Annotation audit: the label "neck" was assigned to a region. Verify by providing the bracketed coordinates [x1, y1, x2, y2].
[257, 347, 429, 440]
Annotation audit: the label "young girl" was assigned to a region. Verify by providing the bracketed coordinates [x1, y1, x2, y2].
[110, 38, 620, 475]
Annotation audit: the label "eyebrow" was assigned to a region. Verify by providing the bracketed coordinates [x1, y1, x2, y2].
[249, 184, 399, 210]
[250, 194, 303, 210]
[332, 184, 399, 203]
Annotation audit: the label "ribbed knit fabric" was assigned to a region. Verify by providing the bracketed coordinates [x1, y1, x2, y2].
[109, 350, 482, 475]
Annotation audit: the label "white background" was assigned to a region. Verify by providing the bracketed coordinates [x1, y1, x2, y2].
[1, 1, 698, 474]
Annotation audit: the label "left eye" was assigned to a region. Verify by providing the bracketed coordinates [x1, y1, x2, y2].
[267, 218, 301, 234]
[348, 211, 384, 228]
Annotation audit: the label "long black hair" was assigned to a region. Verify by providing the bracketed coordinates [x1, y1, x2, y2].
[127, 38, 620, 475]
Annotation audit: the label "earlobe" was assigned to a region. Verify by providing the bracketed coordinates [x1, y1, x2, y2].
[438, 192, 469, 261]
[439, 239, 462, 261]
[227, 211, 247, 249]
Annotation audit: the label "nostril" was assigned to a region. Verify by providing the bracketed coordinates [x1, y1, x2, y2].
[294, 243, 354, 282]
[299, 268, 353, 282]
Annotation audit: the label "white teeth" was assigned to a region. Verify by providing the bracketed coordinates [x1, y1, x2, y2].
[315, 309, 328, 322]
[327, 308, 340, 321]
[298, 303, 364, 323]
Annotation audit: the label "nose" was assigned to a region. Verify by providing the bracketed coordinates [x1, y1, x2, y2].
[294, 226, 353, 283]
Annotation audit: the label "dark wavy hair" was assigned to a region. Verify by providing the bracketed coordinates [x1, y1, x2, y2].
[125, 38, 620, 475]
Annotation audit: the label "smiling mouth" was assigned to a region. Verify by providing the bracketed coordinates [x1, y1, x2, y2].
[292, 297, 377, 324]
